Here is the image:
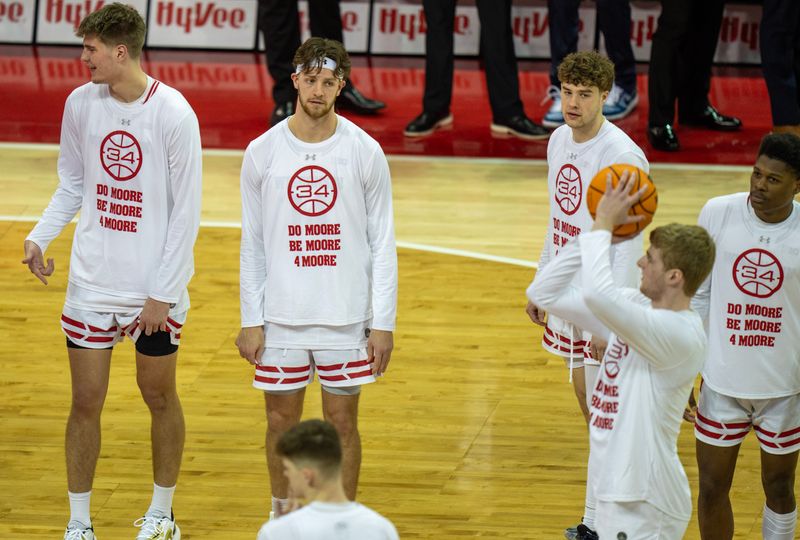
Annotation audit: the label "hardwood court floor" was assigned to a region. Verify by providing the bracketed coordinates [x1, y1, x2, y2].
[0, 147, 775, 538]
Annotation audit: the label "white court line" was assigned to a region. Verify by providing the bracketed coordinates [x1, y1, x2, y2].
[0, 215, 538, 268]
[0, 141, 752, 172]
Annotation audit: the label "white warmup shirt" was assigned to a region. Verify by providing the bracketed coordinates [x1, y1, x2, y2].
[528, 231, 706, 522]
[535, 120, 648, 353]
[257, 501, 399, 540]
[693, 193, 800, 398]
[27, 77, 202, 312]
[240, 115, 397, 331]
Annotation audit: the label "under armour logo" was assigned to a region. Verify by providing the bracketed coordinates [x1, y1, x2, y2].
[759, 236, 771, 243]
[305, 153, 316, 160]
[120, 119, 131, 126]
[567, 152, 578, 160]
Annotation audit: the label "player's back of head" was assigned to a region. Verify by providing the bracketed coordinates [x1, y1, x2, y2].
[649, 223, 715, 296]
[76, 3, 146, 59]
[278, 419, 342, 479]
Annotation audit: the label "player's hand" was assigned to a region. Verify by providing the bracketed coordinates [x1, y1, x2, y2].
[236, 326, 265, 365]
[593, 170, 648, 233]
[590, 337, 607, 362]
[525, 301, 547, 326]
[683, 388, 698, 423]
[138, 298, 170, 336]
[22, 240, 55, 285]
[367, 329, 393, 376]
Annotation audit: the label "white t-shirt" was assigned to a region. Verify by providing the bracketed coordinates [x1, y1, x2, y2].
[257, 502, 399, 540]
[535, 121, 648, 350]
[693, 193, 800, 398]
[528, 230, 705, 521]
[26, 77, 202, 311]
[240, 116, 397, 331]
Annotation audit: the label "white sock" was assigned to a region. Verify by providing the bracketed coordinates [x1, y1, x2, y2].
[762, 504, 797, 540]
[271, 496, 289, 516]
[68, 490, 91, 528]
[146, 483, 175, 518]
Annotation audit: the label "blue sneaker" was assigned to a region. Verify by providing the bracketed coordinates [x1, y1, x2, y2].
[542, 85, 564, 128]
[603, 84, 638, 121]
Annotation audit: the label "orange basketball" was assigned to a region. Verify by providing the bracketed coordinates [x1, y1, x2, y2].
[586, 164, 658, 236]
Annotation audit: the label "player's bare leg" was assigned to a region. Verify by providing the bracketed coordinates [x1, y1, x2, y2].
[321, 391, 361, 500]
[136, 350, 184, 486]
[571, 366, 591, 425]
[761, 449, 798, 513]
[697, 440, 741, 539]
[66, 347, 113, 492]
[264, 390, 306, 499]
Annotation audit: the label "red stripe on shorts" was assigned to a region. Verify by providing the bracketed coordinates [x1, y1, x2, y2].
[779, 425, 800, 438]
[87, 324, 117, 333]
[86, 336, 115, 343]
[345, 360, 371, 369]
[318, 374, 346, 382]
[348, 369, 374, 379]
[61, 315, 86, 330]
[256, 365, 310, 374]
[544, 326, 586, 347]
[64, 329, 85, 339]
[167, 317, 183, 329]
[755, 435, 780, 448]
[696, 412, 751, 430]
[316, 363, 344, 372]
[542, 334, 584, 355]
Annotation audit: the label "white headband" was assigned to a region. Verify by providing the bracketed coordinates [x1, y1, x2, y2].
[295, 57, 340, 77]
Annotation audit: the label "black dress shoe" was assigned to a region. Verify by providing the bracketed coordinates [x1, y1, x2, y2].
[681, 105, 742, 131]
[270, 101, 294, 127]
[648, 124, 680, 151]
[491, 115, 549, 140]
[403, 111, 453, 137]
[336, 82, 386, 114]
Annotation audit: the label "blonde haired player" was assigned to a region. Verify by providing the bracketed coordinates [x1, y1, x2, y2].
[236, 37, 397, 527]
[21, 3, 201, 539]
[525, 50, 647, 539]
[256, 419, 398, 540]
[692, 133, 800, 539]
[528, 174, 715, 539]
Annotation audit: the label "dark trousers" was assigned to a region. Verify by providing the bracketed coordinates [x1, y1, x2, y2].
[761, 0, 800, 125]
[647, 0, 725, 126]
[421, 0, 523, 121]
[548, 0, 636, 94]
[258, 0, 343, 104]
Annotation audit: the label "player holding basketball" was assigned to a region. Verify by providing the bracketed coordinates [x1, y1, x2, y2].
[525, 50, 648, 539]
[692, 133, 800, 539]
[20, 4, 201, 540]
[256, 419, 399, 540]
[528, 173, 715, 539]
[236, 37, 397, 528]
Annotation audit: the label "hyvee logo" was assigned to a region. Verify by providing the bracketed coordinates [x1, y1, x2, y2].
[341, 9, 358, 32]
[719, 15, 759, 50]
[378, 8, 469, 40]
[512, 12, 549, 44]
[45, 0, 104, 26]
[155, 1, 246, 34]
[0, 1, 25, 23]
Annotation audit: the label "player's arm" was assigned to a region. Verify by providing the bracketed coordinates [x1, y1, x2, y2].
[364, 150, 397, 376]
[141, 111, 202, 335]
[23, 95, 84, 284]
[526, 219, 555, 326]
[527, 237, 610, 341]
[238, 147, 268, 364]
[690, 202, 714, 322]
[582, 174, 695, 369]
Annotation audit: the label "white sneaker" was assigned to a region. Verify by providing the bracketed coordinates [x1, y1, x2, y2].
[64, 523, 96, 540]
[134, 513, 180, 540]
[541, 85, 564, 128]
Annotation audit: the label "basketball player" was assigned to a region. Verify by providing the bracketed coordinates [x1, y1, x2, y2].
[692, 133, 800, 539]
[528, 173, 715, 539]
[524, 50, 647, 539]
[236, 37, 397, 526]
[20, 4, 201, 540]
[256, 419, 398, 540]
